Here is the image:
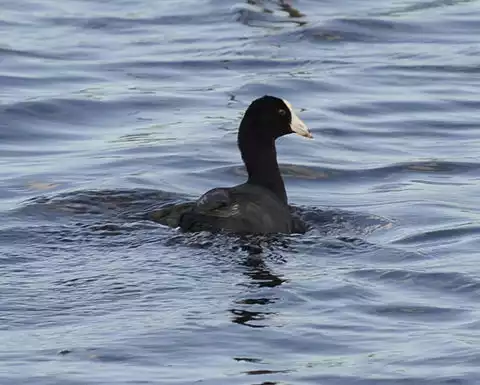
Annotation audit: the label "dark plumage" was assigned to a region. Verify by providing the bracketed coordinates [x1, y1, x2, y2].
[178, 95, 312, 234]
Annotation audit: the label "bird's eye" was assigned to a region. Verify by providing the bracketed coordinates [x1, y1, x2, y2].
[278, 109, 286, 116]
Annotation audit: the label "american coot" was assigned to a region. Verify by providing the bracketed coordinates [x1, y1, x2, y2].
[178, 95, 312, 234]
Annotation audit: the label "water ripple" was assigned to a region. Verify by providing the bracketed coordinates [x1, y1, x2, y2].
[1, 0, 480, 383]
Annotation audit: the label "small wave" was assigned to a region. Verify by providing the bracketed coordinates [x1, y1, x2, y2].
[10, 187, 391, 255]
[356, 302, 466, 322]
[43, 10, 227, 31]
[372, 63, 480, 75]
[208, 161, 480, 185]
[267, 12, 476, 45]
[393, 225, 480, 246]
[16, 189, 183, 219]
[0, 46, 67, 60]
[372, 0, 478, 17]
[286, 16, 430, 44]
[350, 269, 480, 300]
[0, 96, 170, 144]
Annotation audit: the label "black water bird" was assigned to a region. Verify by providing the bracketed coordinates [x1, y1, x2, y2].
[177, 95, 312, 234]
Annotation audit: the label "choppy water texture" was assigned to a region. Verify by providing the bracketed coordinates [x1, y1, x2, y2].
[1, 0, 480, 384]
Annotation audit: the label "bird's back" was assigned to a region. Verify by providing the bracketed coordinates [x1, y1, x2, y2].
[179, 183, 302, 234]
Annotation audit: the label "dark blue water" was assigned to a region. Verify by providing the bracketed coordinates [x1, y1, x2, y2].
[1, 0, 480, 383]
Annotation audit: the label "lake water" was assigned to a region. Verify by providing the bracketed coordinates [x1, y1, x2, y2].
[1, 0, 480, 384]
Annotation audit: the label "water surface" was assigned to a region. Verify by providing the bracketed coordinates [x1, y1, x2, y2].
[1, 0, 480, 384]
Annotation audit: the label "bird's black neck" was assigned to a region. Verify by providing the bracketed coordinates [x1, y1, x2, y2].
[238, 129, 287, 205]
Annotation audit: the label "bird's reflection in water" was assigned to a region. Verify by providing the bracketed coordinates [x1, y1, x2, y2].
[230, 251, 290, 382]
[246, 0, 305, 19]
[230, 248, 287, 328]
